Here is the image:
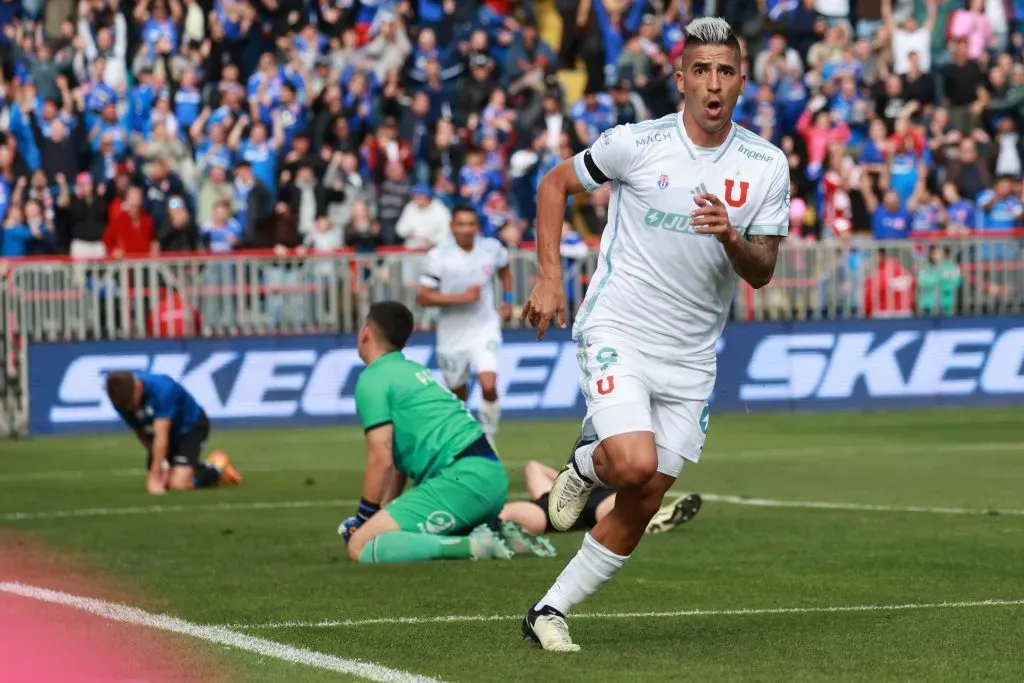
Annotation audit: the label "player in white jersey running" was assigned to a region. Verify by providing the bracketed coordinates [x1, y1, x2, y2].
[417, 204, 513, 440]
[519, 17, 790, 652]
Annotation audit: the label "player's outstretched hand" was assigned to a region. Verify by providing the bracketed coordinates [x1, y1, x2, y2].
[146, 472, 166, 496]
[692, 193, 738, 246]
[521, 277, 566, 341]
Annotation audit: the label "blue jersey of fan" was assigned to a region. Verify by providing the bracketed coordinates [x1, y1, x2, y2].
[117, 372, 204, 438]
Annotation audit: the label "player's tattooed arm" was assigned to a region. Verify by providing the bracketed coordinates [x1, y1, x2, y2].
[721, 234, 781, 290]
[691, 192, 781, 289]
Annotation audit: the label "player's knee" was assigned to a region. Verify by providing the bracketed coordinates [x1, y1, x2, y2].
[347, 533, 369, 562]
[600, 440, 658, 489]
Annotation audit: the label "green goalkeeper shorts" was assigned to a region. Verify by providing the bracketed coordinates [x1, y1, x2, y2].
[386, 456, 509, 535]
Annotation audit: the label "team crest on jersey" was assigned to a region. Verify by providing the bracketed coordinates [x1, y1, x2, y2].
[724, 179, 750, 208]
[657, 174, 670, 190]
[481, 265, 493, 278]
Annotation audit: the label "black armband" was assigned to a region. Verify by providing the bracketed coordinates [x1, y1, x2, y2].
[583, 150, 610, 185]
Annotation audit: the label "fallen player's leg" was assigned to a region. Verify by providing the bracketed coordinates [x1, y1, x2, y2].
[345, 457, 513, 564]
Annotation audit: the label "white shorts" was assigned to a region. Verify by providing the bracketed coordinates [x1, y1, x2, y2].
[436, 334, 501, 389]
[575, 328, 713, 478]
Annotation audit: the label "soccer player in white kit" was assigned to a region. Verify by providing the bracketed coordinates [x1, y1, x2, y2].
[519, 17, 790, 651]
[417, 204, 513, 440]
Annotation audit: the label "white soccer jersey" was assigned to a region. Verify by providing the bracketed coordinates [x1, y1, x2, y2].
[420, 236, 509, 350]
[572, 111, 789, 379]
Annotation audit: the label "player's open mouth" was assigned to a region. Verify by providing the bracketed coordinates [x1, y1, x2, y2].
[705, 100, 723, 117]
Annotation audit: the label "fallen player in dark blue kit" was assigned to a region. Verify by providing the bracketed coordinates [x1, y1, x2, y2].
[105, 371, 243, 495]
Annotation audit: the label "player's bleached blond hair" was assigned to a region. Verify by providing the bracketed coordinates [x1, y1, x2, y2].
[684, 17, 737, 46]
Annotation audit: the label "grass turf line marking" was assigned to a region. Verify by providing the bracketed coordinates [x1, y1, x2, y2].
[6, 439, 1023, 483]
[0, 499, 359, 521]
[0, 582, 442, 683]
[699, 494, 1024, 516]
[227, 598, 1024, 630]
[5, 493, 1024, 522]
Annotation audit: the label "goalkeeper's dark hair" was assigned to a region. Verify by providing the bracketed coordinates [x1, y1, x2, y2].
[680, 17, 742, 62]
[105, 371, 137, 410]
[366, 301, 415, 352]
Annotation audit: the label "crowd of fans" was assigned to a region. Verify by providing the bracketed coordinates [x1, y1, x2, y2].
[0, 0, 1023, 268]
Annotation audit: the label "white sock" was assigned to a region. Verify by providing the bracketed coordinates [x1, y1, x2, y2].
[478, 399, 500, 438]
[573, 441, 605, 486]
[534, 533, 628, 615]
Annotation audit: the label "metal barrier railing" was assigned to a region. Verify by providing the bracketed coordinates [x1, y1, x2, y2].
[3, 237, 1022, 342]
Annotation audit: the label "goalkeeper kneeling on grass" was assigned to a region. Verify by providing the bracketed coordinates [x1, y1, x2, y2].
[341, 300, 555, 564]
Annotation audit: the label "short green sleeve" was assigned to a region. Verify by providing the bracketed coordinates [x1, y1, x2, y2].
[355, 369, 392, 432]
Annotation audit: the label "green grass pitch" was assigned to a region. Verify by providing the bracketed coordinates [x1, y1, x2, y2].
[1, 408, 1023, 682]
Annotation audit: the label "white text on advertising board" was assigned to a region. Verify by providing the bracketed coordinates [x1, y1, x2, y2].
[740, 328, 1024, 400]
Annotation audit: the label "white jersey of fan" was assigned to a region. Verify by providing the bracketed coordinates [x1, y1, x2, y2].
[420, 236, 509, 388]
[571, 111, 789, 475]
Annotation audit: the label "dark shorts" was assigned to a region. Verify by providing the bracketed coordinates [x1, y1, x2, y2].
[146, 412, 210, 470]
[536, 486, 615, 532]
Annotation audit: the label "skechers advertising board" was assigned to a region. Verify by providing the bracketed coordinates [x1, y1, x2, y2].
[27, 317, 1024, 435]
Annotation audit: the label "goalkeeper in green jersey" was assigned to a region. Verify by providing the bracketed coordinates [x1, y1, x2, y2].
[340, 300, 553, 564]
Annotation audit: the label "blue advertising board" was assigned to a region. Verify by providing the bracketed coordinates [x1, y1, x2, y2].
[26, 317, 1024, 435]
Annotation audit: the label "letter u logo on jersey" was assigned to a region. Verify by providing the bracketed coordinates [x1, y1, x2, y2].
[724, 179, 750, 208]
[596, 376, 615, 395]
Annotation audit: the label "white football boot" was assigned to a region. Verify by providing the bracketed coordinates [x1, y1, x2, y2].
[521, 605, 581, 652]
[547, 434, 597, 532]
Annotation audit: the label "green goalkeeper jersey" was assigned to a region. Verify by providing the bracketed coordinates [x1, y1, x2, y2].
[354, 352, 488, 485]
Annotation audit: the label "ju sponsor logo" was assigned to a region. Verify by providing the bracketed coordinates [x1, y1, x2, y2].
[643, 208, 710, 237]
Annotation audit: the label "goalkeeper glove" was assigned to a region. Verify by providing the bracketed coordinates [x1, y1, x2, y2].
[338, 498, 380, 544]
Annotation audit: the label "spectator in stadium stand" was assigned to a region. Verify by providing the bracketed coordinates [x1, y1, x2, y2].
[917, 245, 962, 317]
[571, 86, 616, 147]
[942, 37, 989, 133]
[908, 177, 945, 233]
[199, 199, 243, 331]
[143, 158, 187, 229]
[992, 117, 1023, 178]
[863, 249, 916, 318]
[281, 162, 328, 243]
[231, 162, 272, 246]
[57, 172, 109, 259]
[396, 184, 452, 250]
[884, 0, 936, 76]
[900, 52, 936, 110]
[797, 97, 852, 179]
[976, 174, 1024, 231]
[345, 198, 382, 254]
[104, 185, 157, 258]
[195, 160, 234, 226]
[157, 195, 198, 253]
[1, 204, 37, 258]
[941, 180, 976, 234]
[375, 160, 412, 246]
[946, 137, 992, 201]
[861, 170, 912, 240]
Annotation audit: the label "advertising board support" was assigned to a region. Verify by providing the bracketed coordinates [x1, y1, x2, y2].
[1, 271, 27, 438]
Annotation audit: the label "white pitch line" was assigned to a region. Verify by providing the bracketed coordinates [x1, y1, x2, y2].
[0, 582, 443, 683]
[6, 439, 1022, 484]
[699, 494, 1024, 516]
[0, 464, 360, 483]
[0, 499, 357, 521]
[5, 493, 1024, 523]
[226, 597, 1024, 630]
